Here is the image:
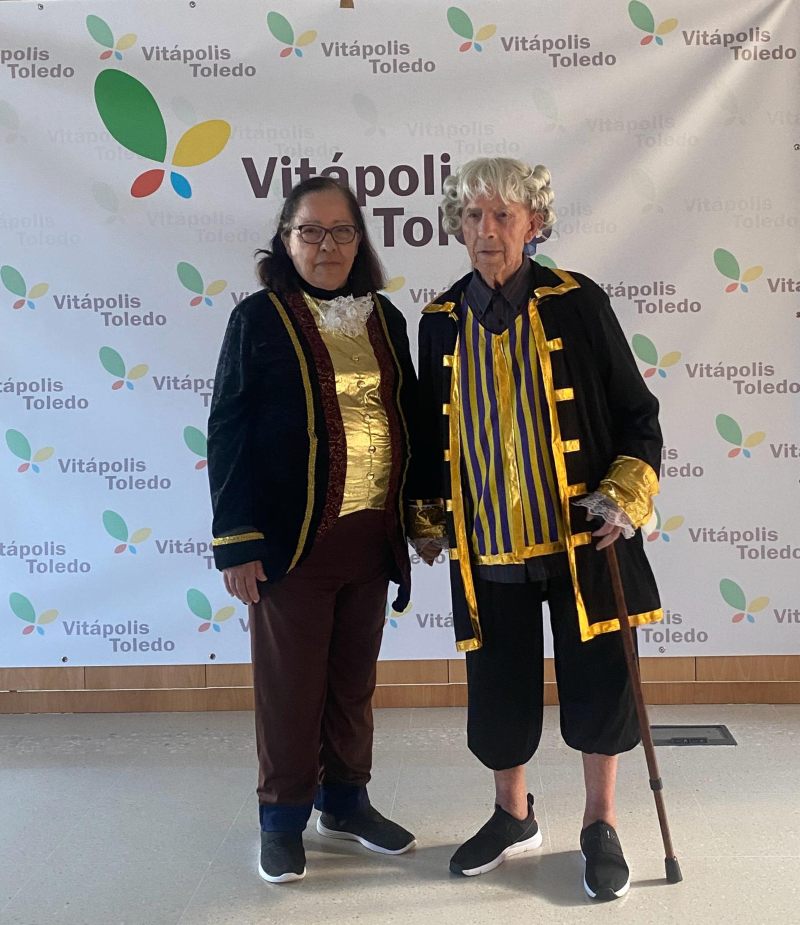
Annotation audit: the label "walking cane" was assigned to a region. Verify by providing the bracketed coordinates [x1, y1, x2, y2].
[605, 542, 683, 884]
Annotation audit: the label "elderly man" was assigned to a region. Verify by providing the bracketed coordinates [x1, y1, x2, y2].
[409, 157, 663, 901]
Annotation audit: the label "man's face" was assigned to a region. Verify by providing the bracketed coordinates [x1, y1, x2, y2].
[460, 193, 540, 287]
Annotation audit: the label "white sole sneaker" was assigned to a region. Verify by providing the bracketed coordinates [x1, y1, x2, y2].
[580, 851, 630, 899]
[315, 817, 417, 855]
[458, 828, 544, 877]
[258, 861, 306, 884]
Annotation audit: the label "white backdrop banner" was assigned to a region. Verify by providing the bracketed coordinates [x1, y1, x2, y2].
[1, 0, 798, 666]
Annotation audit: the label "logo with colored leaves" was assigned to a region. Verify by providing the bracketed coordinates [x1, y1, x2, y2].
[177, 262, 227, 307]
[187, 589, 235, 633]
[103, 510, 151, 554]
[99, 346, 148, 390]
[1, 265, 48, 310]
[5, 430, 54, 473]
[632, 334, 681, 379]
[267, 12, 317, 57]
[715, 414, 764, 458]
[719, 579, 768, 625]
[9, 593, 58, 636]
[447, 7, 496, 52]
[385, 600, 412, 629]
[646, 507, 684, 542]
[713, 248, 763, 293]
[184, 426, 207, 469]
[628, 2, 678, 45]
[94, 69, 231, 198]
[86, 14, 136, 60]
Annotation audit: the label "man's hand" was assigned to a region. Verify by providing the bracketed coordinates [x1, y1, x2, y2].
[412, 538, 443, 566]
[592, 520, 624, 551]
[223, 560, 267, 604]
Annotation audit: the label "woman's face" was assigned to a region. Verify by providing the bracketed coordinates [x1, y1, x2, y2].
[283, 189, 361, 291]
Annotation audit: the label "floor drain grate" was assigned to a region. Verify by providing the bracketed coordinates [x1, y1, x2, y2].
[651, 724, 737, 746]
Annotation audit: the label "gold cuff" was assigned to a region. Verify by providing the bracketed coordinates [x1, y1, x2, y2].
[597, 456, 659, 529]
[406, 499, 447, 539]
[212, 531, 265, 547]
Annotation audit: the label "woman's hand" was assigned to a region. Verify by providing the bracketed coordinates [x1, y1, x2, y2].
[223, 560, 267, 604]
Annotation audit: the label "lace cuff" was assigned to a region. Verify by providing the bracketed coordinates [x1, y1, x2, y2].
[406, 499, 447, 539]
[573, 492, 635, 539]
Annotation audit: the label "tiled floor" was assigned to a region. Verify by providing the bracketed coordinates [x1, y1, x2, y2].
[1, 704, 798, 925]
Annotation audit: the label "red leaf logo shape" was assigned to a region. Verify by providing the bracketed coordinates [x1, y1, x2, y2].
[112, 380, 124, 390]
[643, 368, 656, 378]
[13, 298, 26, 309]
[279, 47, 293, 57]
[727, 448, 740, 458]
[198, 622, 211, 632]
[724, 282, 738, 293]
[22, 625, 35, 635]
[732, 612, 745, 623]
[194, 460, 207, 470]
[131, 169, 165, 198]
[18, 463, 30, 472]
[114, 544, 127, 554]
[459, 41, 473, 52]
[190, 296, 203, 307]
[641, 35, 653, 45]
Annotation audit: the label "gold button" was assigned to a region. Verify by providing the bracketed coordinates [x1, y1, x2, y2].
[357, 379, 365, 387]
[353, 355, 360, 362]
[367, 472, 375, 480]
[368, 445, 376, 453]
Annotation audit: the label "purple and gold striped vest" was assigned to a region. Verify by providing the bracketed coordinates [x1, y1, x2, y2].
[458, 298, 565, 563]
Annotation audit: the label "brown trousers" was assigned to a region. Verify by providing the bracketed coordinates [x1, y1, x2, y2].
[250, 509, 391, 816]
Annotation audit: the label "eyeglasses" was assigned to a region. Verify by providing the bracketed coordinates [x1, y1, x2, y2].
[290, 224, 359, 245]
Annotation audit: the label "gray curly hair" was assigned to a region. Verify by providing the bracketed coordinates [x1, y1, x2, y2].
[441, 158, 556, 235]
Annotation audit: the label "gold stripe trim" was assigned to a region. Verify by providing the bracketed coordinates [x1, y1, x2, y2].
[449, 342, 482, 649]
[212, 531, 265, 547]
[545, 338, 563, 352]
[566, 482, 588, 497]
[473, 540, 565, 565]
[422, 300, 456, 314]
[444, 449, 450, 462]
[442, 403, 451, 415]
[443, 354, 454, 367]
[268, 293, 316, 571]
[570, 532, 593, 548]
[581, 608, 664, 642]
[561, 439, 580, 453]
[555, 388, 574, 401]
[533, 269, 581, 300]
[373, 295, 412, 547]
[528, 297, 592, 642]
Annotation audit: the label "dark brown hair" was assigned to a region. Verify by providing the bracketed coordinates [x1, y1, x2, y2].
[255, 176, 385, 295]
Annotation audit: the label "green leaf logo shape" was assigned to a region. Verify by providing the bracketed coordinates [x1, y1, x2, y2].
[187, 589, 236, 632]
[447, 7, 496, 52]
[93, 70, 230, 199]
[628, 2, 678, 45]
[2, 265, 49, 309]
[103, 510, 151, 555]
[533, 254, 557, 270]
[713, 248, 763, 292]
[715, 414, 765, 458]
[10, 593, 59, 636]
[99, 346, 148, 390]
[720, 579, 768, 624]
[183, 426, 208, 469]
[267, 12, 317, 57]
[5, 429, 54, 473]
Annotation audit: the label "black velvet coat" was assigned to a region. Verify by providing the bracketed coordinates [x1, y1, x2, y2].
[415, 264, 664, 650]
[207, 287, 421, 610]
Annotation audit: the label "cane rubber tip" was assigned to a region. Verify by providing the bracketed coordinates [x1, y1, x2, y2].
[665, 856, 683, 883]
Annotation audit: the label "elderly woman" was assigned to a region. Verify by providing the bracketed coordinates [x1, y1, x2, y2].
[207, 177, 419, 883]
[410, 158, 664, 901]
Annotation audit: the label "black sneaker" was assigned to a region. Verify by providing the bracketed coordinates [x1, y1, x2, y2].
[580, 820, 630, 900]
[258, 831, 306, 883]
[450, 793, 542, 876]
[316, 804, 416, 855]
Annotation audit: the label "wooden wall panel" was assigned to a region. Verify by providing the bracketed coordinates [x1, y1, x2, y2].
[696, 655, 800, 682]
[1, 657, 799, 712]
[0, 667, 85, 691]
